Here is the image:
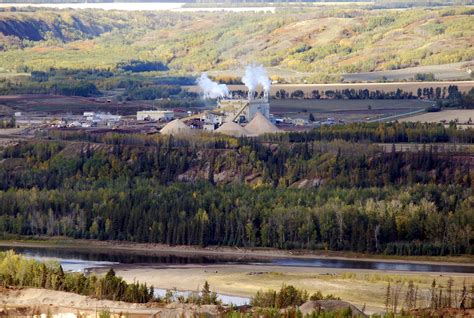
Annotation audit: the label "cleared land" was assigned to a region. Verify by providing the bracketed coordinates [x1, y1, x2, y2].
[0, 94, 158, 115]
[270, 99, 428, 122]
[342, 61, 473, 82]
[400, 109, 474, 124]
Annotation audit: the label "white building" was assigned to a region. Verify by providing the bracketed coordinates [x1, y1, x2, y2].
[137, 110, 174, 121]
[93, 113, 121, 123]
[201, 111, 224, 126]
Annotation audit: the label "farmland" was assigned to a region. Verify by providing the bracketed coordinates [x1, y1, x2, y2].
[400, 109, 474, 124]
[270, 99, 428, 122]
[0, 94, 161, 115]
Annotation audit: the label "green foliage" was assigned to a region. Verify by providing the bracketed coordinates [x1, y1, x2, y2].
[0, 6, 472, 79]
[414, 73, 436, 82]
[124, 85, 182, 101]
[0, 251, 154, 303]
[252, 285, 309, 309]
[0, 124, 472, 255]
[118, 60, 168, 73]
[0, 117, 15, 128]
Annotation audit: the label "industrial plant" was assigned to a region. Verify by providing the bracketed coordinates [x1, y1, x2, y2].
[131, 65, 282, 137]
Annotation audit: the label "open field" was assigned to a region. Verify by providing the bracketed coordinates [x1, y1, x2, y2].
[270, 99, 428, 122]
[0, 94, 160, 115]
[208, 62, 474, 82]
[342, 61, 473, 82]
[400, 109, 474, 124]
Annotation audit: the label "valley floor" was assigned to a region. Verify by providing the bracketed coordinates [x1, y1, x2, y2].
[95, 262, 474, 315]
[1, 239, 474, 315]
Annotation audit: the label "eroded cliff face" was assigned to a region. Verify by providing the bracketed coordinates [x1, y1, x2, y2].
[0, 12, 116, 47]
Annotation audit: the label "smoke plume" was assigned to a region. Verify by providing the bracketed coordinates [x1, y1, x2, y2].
[242, 65, 271, 92]
[197, 73, 230, 99]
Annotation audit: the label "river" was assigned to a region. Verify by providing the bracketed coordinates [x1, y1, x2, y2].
[2, 244, 473, 307]
[1, 245, 473, 274]
[0, 2, 276, 12]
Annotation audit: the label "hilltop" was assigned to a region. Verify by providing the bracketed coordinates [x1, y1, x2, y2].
[0, 6, 472, 82]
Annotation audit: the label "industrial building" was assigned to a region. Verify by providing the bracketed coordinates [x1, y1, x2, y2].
[137, 110, 174, 121]
[218, 91, 270, 124]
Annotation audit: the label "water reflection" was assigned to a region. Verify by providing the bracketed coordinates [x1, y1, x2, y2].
[1, 246, 473, 274]
[270, 258, 474, 273]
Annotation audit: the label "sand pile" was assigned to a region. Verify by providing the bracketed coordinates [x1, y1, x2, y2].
[244, 112, 280, 136]
[0, 288, 222, 318]
[215, 122, 249, 137]
[160, 119, 191, 135]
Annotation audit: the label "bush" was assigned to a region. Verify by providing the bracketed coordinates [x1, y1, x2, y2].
[414, 73, 436, 81]
[252, 285, 309, 308]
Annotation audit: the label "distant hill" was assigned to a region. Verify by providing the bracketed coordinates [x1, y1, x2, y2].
[0, 6, 472, 82]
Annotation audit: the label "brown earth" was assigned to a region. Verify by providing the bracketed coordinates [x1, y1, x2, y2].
[0, 287, 223, 318]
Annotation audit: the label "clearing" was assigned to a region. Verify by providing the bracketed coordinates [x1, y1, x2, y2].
[270, 99, 428, 122]
[400, 109, 474, 124]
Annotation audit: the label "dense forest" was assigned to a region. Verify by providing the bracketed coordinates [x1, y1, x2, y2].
[0, 123, 472, 256]
[0, 6, 472, 82]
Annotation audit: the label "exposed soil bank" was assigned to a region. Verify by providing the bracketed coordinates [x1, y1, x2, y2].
[0, 287, 223, 318]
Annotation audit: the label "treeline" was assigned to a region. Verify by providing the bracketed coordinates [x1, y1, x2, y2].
[0, 77, 101, 97]
[272, 88, 416, 100]
[123, 85, 182, 101]
[0, 131, 472, 255]
[284, 122, 474, 143]
[0, 250, 154, 303]
[242, 85, 472, 108]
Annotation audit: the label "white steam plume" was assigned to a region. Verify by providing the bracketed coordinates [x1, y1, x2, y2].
[242, 65, 271, 93]
[197, 73, 230, 99]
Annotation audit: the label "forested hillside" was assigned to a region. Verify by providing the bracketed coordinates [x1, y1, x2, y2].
[0, 123, 472, 256]
[0, 6, 472, 81]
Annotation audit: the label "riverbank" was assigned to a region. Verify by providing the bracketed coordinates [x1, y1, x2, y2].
[95, 262, 474, 315]
[1, 238, 473, 315]
[1, 238, 473, 266]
